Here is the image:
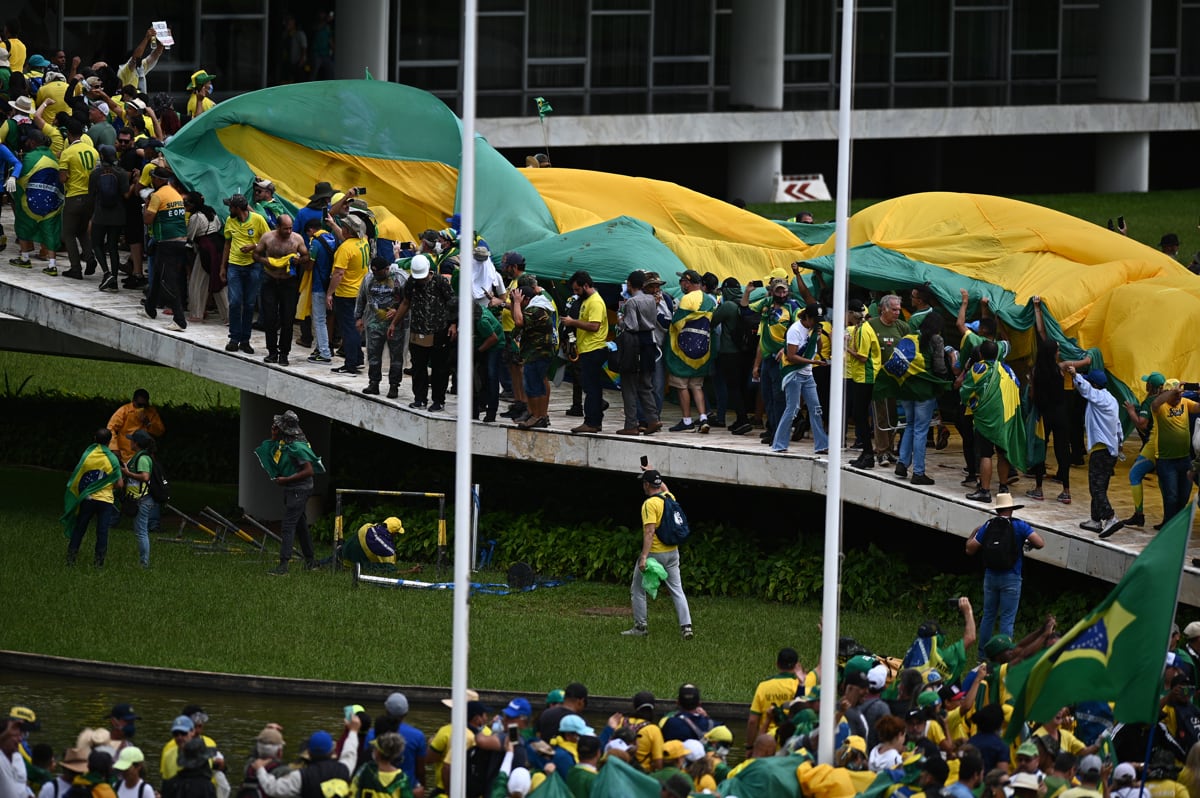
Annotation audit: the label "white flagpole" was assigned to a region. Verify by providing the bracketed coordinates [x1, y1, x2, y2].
[449, 0, 478, 795]
[818, 0, 857, 766]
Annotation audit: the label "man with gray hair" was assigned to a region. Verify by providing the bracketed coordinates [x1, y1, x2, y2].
[239, 726, 286, 798]
[868, 293, 910, 464]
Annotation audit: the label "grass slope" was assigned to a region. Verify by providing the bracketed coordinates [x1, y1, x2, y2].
[1, 466, 928, 702]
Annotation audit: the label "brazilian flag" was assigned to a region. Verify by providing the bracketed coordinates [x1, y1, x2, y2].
[666, 291, 716, 378]
[960, 358, 1028, 472]
[254, 439, 326, 479]
[60, 445, 120, 537]
[874, 333, 950, 401]
[1004, 504, 1194, 740]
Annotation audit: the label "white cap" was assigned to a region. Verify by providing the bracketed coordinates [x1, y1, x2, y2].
[866, 663, 889, 691]
[410, 254, 431, 279]
[1113, 763, 1138, 783]
[682, 739, 705, 762]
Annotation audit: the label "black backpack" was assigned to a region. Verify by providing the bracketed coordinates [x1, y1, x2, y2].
[147, 456, 170, 504]
[654, 494, 691, 546]
[735, 307, 760, 353]
[979, 516, 1018, 571]
[98, 165, 121, 208]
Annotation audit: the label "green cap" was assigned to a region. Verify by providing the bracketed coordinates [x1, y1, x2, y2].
[1016, 741, 1038, 758]
[1141, 372, 1166, 389]
[983, 634, 1015, 660]
[844, 654, 876, 679]
[546, 689, 564, 705]
[916, 691, 942, 708]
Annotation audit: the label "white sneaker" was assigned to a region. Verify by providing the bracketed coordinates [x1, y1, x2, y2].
[165, 320, 186, 332]
[621, 625, 648, 637]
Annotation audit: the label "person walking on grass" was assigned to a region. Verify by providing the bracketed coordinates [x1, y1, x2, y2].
[624, 465, 693, 641]
[63, 429, 123, 567]
[254, 411, 325, 575]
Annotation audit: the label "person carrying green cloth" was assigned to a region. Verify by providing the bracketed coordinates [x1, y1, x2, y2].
[255, 410, 325, 575]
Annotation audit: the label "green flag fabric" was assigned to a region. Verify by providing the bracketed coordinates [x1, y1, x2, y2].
[60, 444, 121, 537]
[254, 440, 327, 479]
[1004, 504, 1194, 740]
[590, 755, 660, 798]
[873, 333, 951, 401]
[535, 96, 554, 119]
[960, 359, 1028, 472]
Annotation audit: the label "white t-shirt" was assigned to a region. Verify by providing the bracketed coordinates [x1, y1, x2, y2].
[868, 745, 903, 772]
[0, 752, 28, 798]
[785, 320, 814, 376]
[116, 779, 150, 798]
[38, 776, 73, 798]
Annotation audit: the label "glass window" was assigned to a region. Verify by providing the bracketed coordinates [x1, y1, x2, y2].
[1012, 53, 1057, 79]
[1185, 9, 1200, 75]
[855, 86, 891, 109]
[855, 9, 892, 84]
[951, 84, 1006, 105]
[714, 11, 731, 84]
[477, 93, 525, 116]
[894, 86, 951, 107]
[1012, 0, 1059, 50]
[1180, 81, 1200, 101]
[591, 14, 649, 87]
[1060, 7, 1097, 78]
[65, 0, 128, 14]
[63, 20, 131, 66]
[200, 0, 263, 12]
[593, 0, 650, 9]
[1151, 51, 1177, 77]
[480, 0, 524, 10]
[954, 9, 1007, 80]
[400, 0, 462, 62]
[784, 58, 833, 84]
[1010, 83, 1059, 104]
[1059, 82, 1097, 103]
[784, 87, 834, 110]
[528, 63, 586, 88]
[397, 65, 461, 92]
[589, 91, 650, 113]
[1150, 0, 1179, 49]
[896, 0, 950, 53]
[787, 0, 832, 55]
[199, 19, 264, 92]
[894, 55, 949, 82]
[655, 0, 710, 55]
[529, 0, 587, 58]
[652, 90, 712, 112]
[478, 15, 524, 90]
[1148, 82, 1177, 101]
[653, 60, 709, 86]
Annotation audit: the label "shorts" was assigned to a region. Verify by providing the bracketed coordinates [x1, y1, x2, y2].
[668, 373, 704, 391]
[975, 432, 1004, 459]
[523, 357, 551, 397]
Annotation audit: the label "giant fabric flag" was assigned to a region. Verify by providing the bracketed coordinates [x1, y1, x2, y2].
[874, 333, 951, 401]
[60, 444, 120, 537]
[960, 359, 1028, 472]
[1004, 504, 1194, 739]
[590, 755, 660, 797]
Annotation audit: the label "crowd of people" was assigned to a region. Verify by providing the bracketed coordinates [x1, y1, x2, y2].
[8, 614, 1200, 798]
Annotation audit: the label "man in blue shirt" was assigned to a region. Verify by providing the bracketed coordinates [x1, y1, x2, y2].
[944, 752, 984, 798]
[303, 217, 337, 363]
[965, 492, 1045, 648]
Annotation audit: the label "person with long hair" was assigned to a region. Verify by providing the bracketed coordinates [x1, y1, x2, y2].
[183, 191, 227, 323]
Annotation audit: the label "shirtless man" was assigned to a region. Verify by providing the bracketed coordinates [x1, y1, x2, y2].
[253, 214, 309, 366]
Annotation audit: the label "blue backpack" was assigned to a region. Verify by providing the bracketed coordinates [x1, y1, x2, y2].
[655, 494, 691, 545]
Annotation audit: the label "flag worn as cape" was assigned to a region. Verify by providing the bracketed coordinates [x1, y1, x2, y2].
[254, 439, 327, 479]
[60, 444, 121, 537]
[874, 333, 951, 401]
[961, 358, 1028, 472]
[666, 291, 716, 377]
[1003, 504, 1194, 741]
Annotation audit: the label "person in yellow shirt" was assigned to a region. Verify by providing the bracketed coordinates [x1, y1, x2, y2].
[562, 270, 608, 433]
[328, 216, 370, 375]
[220, 193, 271, 353]
[747, 648, 802, 743]
[2, 20, 26, 72]
[185, 70, 217, 119]
[64, 429, 123, 567]
[35, 70, 72, 120]
[846, 299, 882, 467]
[1150, 380, 1200, 524]
[624, 467, 693, 639]
[56, 118, 98, 279]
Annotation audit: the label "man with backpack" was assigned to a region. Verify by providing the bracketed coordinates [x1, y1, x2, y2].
[965, 492, 1044, 647]
[624, 467, 693, 640]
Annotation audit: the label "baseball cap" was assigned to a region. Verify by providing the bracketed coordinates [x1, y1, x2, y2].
[706, 725, 733, 744]
[305, 731, 335, 758]
[677, 269, 702, 284]
[1016, 741, 1038, 758]
[502, 698, 532, 718]
[1184, 621, 1200, 639]
[466, 701, 490, 718]
[171, 715, 195, 734]
[1142, 372, 1166, 389]
[866, 664, 889, 691]
[109, 704, 140, 721]
[385, 692, 409, 717]
[8, 707, 39, 731]
[1085, 370, 1108, 389]
[112, 747, 144, 772]
[222, 193, 248, 209]
[545, 689, 564, 705]
[1114, 763, 1138, 783]
[641, 469, 663, 487]
[253, 178, 275, 192]
[558, 715, 594, 736]
[984, 634, 1015, 660]
[1078, 754, 1103, 778]
[473, 245, 490, 260]
[1010, 772, 1042, 792]
[916, 691, 942, 709]
[662, 740, 688, 761]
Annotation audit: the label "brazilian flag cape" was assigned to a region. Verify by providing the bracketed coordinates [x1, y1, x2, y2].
[254, 439, 326, 479]
[60, 444, 121, 537]
[18, 147, 65, 222]
[874, 333, 951, 401]
[666, 291, 717, 378]
[960, 358, 1028, 472]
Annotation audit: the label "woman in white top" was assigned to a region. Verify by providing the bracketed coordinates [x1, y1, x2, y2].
[868, 715, 908, 772]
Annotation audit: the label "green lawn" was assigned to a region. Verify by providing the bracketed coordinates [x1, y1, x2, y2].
[750, 188, 1200, 256]
[0, 350, 238, 408]
[1, 465, 931, 702]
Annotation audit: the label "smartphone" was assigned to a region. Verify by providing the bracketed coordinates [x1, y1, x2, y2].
[507, 724, 519, 743]
[353, 186, 368, 195]
[640, 455, 649, 467]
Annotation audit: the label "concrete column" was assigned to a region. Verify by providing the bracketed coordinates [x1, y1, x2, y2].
[238, 391, 332, 522]
[1094, 0, 1150, 192]
[335, 0, 390, 81]
[727, 0, 785, 203]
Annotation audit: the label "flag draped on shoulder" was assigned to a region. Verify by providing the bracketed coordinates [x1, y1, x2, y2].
[666, 292, 716, 377]
[254, 439, 326, 479]
[60, 444, 121, 537]
[961, 359, 1028, 472]
[1004, 504, 1194, 740]
[874, 333, 950, 401]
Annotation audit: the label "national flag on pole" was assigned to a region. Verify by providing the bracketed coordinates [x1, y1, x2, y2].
[535, 96, 553, 119]
[960, 358, 1028, 472]
[60, 444, 121, 537]
[1003, 503, 1194, 741]
[874, 333, 951, 401]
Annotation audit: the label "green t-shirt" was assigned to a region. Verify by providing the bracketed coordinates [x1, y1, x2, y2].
[474, 309, 505, 348]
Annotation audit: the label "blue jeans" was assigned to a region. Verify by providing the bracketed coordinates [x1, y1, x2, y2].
[979, 569, 1022, 644]
[67, 498, 114, 564]
[898, 398, 938, 475]
[1158, 457, 1193, 523]
[333, 296, 362, 368]
[761, 356, 784, 438]
[133, 494, 157, 566]
[311, 291, 331, 358]
[226, 262, 263, 344]
[630, 549, 692, 628]
[773, 371, 827, 452]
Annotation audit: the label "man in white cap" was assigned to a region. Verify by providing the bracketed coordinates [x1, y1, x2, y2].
[966, 491, 1044, 651]
[391, 252, 457, 411]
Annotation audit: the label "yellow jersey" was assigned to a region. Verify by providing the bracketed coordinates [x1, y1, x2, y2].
[575, 291, 608, 354]
[58, 140, 99, 197]
[224, 211, 270, 266]
[333, 238, 370, 298]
